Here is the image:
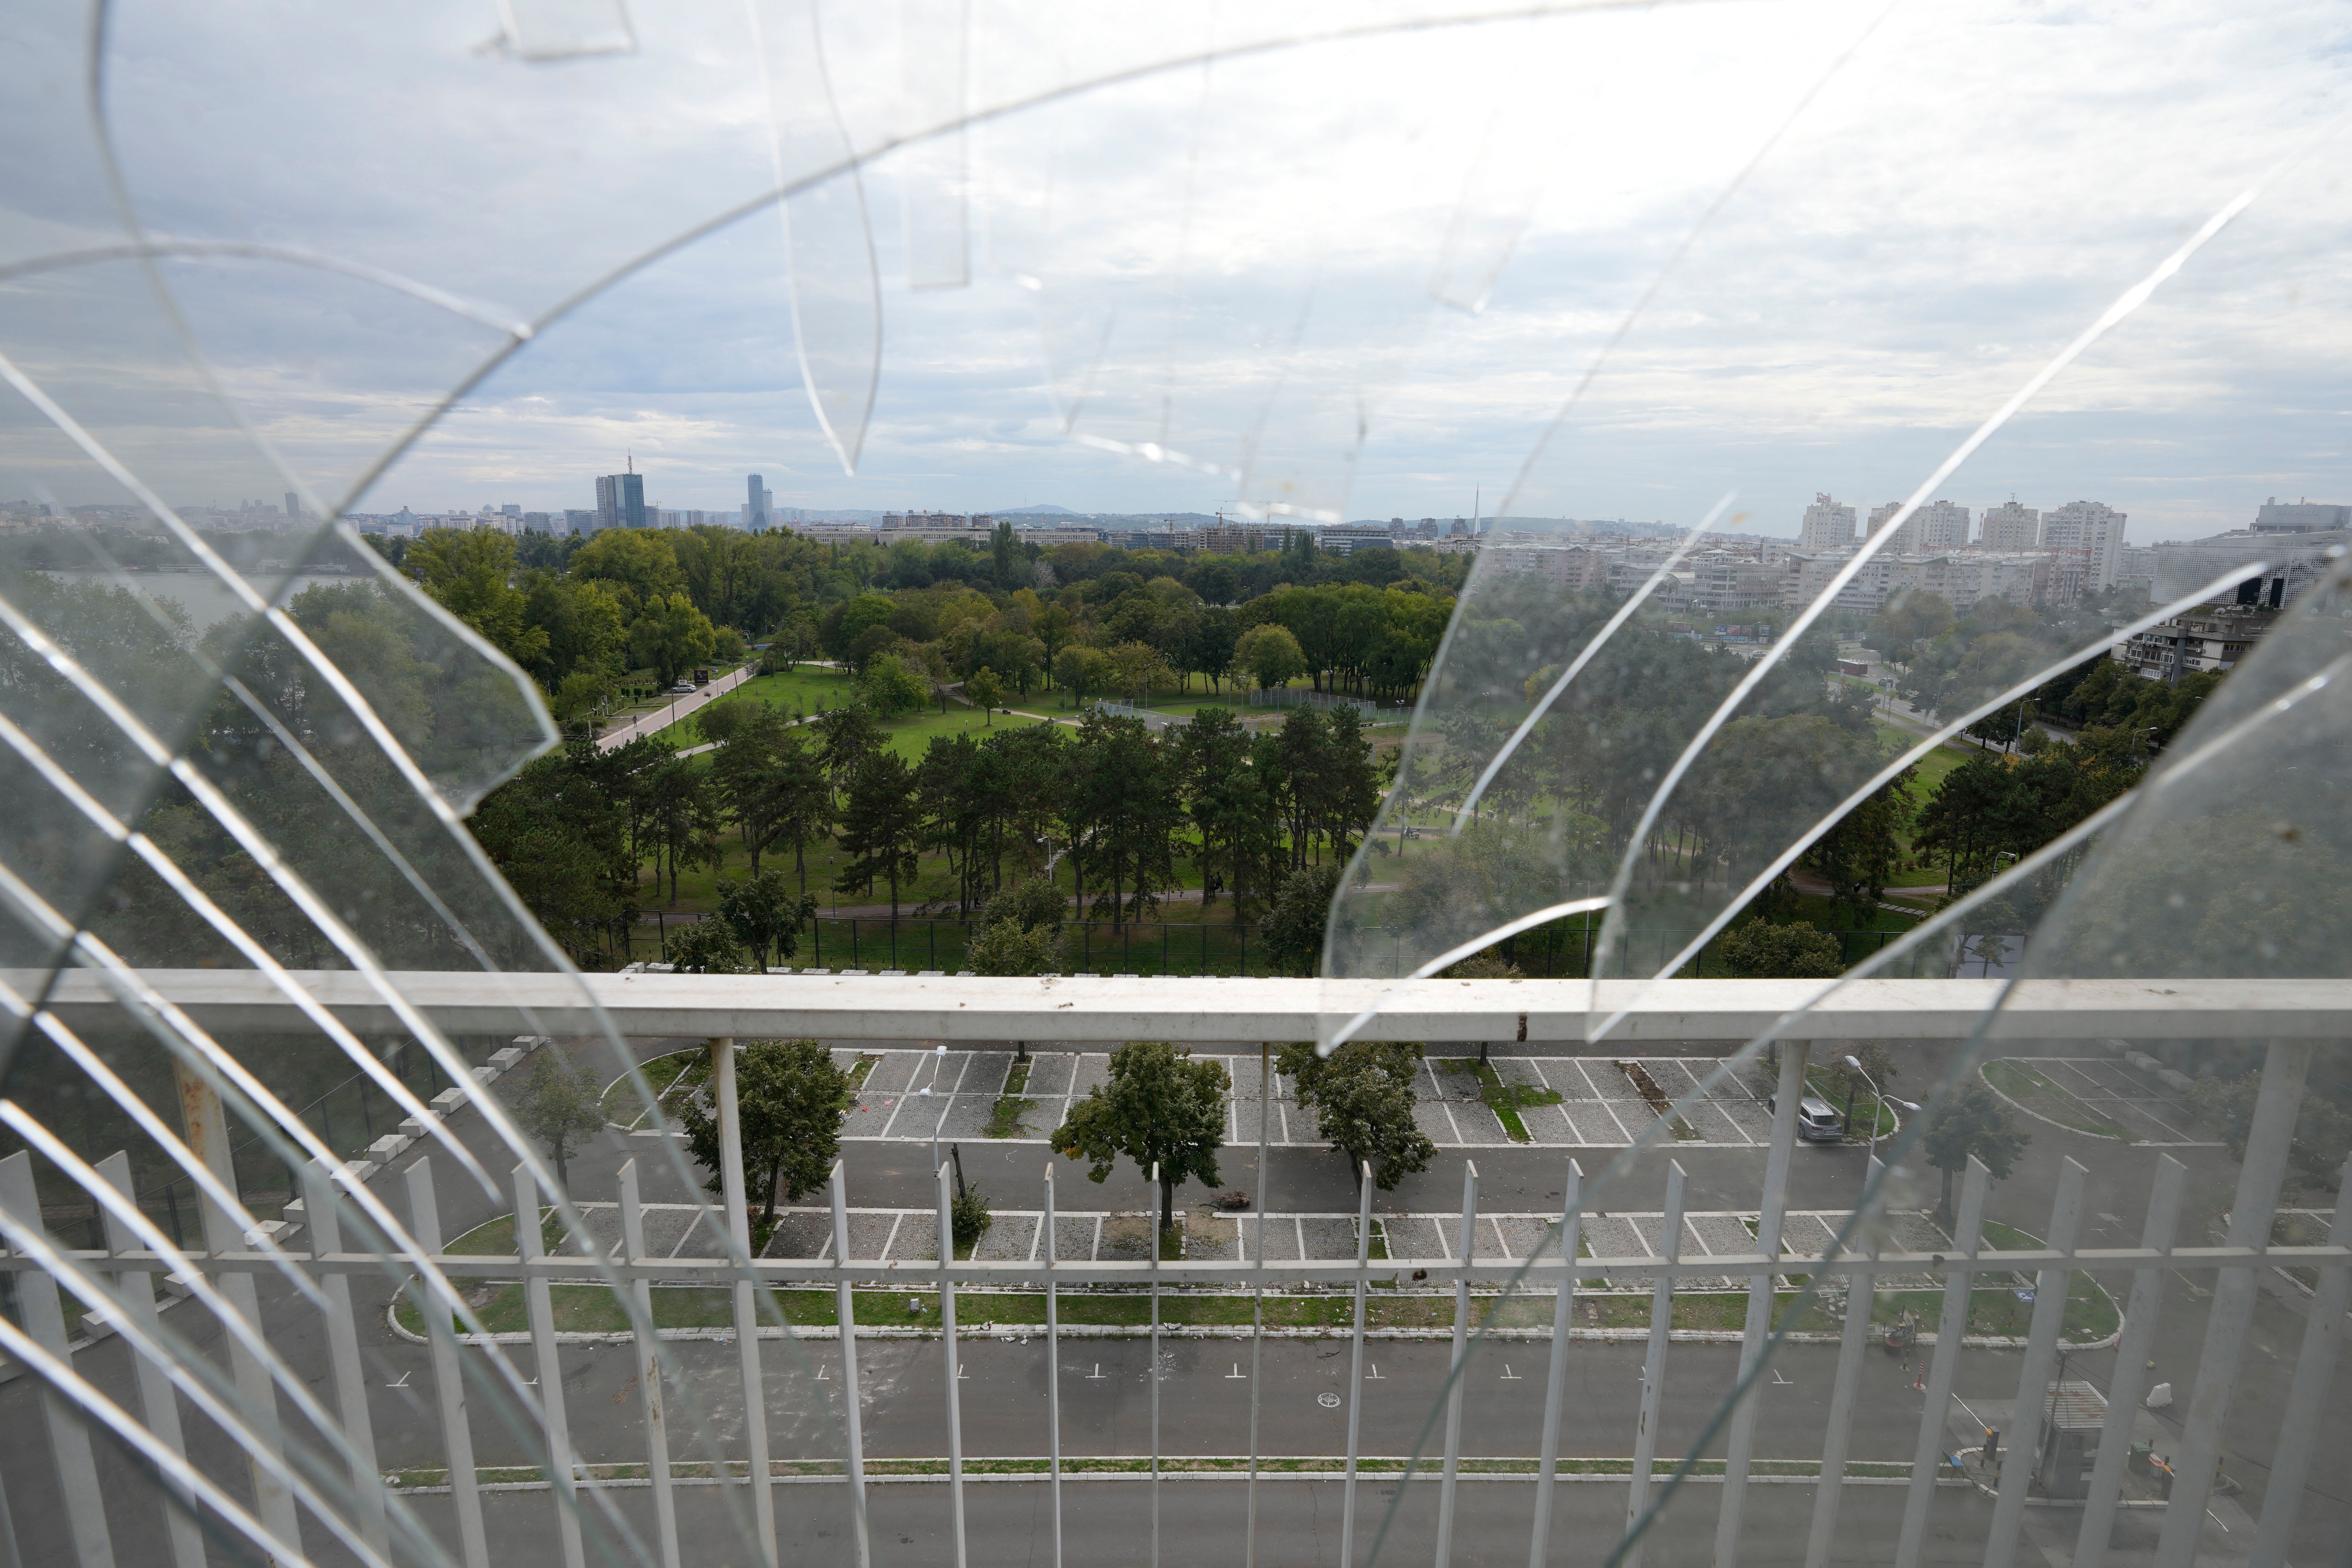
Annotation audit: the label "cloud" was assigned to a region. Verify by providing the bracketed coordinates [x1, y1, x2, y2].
[4, 0, 2345, 542]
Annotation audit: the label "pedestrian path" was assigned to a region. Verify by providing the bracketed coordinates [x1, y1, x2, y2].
[595, 664, 754, 752]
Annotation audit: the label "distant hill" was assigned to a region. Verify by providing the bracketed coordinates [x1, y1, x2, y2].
[996, 503, 1079, 515]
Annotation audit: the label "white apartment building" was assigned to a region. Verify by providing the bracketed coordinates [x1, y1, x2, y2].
[1485, 540, 1609, 589]
[2041, 499, 2127, 589]
[1978, 499, 2040, 549]
[1914, 499, 1971, 549]
[1797, 492, 1856, 550]
[1780, 548, 2047, 614]
[1688, 549, 1786, 613]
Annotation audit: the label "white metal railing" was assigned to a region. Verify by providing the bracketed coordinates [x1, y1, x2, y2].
[28, 969, 2352, 1042]
[0, 987, 2345, 1568]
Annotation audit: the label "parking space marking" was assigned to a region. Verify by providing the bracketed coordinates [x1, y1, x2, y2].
[837, 1049, 1808, 1148]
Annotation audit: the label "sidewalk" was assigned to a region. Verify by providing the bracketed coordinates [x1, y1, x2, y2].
[596, 664, 754, 752]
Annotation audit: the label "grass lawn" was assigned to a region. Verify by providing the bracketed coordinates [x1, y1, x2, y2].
[1981, 1060, 2130, 1141]
[1784, 893, 1918, 935]
[395, 1280, 1906, 1340]
[1802, 1067, 1897, 1138]
[1582, 1291, 1837, 1334]
[388, 1450, 1926, 1488]
[1870, 1276, 2119, 1343]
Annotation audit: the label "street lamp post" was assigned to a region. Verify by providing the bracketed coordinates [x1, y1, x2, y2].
[1839, 1055, 1920, 1168]
[921, 1042, 951, 1182]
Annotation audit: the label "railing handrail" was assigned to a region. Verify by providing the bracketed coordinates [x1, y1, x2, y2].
[25, 969, 2352, 1041]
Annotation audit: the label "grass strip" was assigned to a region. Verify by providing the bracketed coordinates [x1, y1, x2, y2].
[388, 1454, 1929, 1489]
[1433, 1059, 1564, 1143]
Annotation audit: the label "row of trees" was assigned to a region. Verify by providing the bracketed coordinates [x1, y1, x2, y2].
[821, 570, 1456, 709]
[392, 514, 1470, 731]
[472, 693, 1387, 966]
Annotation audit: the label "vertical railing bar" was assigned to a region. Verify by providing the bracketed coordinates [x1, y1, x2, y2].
[293, 1158, 387, 1565]
[95, 1151, 207, 1568]
[2074, 1154, 2186, 1568]
[1150, 1161, 1162, 1568]
[1803, 1156, 1884, 1568]
[1245, 1040, 1270, 1568]
[618, 1160, 681, 1568]
[174, 1060, 302, 1555]
[1623, 1159, 1685, 1568]
[1894, 1155, 1990, 1568]
[0, 1151, 116, 1568]
[830, 1161, 872, 1568]
[1342, 1161, 1372, 1568]
[1985, 1157, 2088, 1568]
[513, 1163, 586, 1568]
[711, 1035, 780, 1566]
[2250, 1151, 2352, 1568]
[0, 1454, 22, 1568]
[937, 1158, 969, 1568]
[2155, 1041, 2314, 1568]
[1529, 1160, 1584, 1568]
[406, 1158, 489, 1568]
[1044, 1163, 1063, 1568]
[1435, 1159, 1479, 1568]
[1717, 1041, 1808, 1568]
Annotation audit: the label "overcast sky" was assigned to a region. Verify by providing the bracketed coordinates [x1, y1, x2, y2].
[14, 0, 2350, 541]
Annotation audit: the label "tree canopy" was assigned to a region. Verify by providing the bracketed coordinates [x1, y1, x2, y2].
[1051, 1040, 1230, 1233]
[1276, 1040, 1436, 1189]
[677, 1039, 855, 1226]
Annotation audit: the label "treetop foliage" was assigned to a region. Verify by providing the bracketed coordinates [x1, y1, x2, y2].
[1052, 1040, 1231, 1233]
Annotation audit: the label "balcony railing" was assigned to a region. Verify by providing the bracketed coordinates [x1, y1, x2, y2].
[1, 976, 2344, 1568]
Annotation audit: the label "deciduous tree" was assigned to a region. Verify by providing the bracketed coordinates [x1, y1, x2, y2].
[1276, 1040, 1436, 1189]
[1051, 1041, 1230, 1235]
[677, 1039, 854, 1226]
[507, 1050, 607, 1192]
[966, 666, 1006, 722]
[1919, 1079, 2030, 1222]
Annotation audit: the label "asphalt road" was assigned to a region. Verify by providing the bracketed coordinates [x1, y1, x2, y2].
[2, 1035, 2344, 1567]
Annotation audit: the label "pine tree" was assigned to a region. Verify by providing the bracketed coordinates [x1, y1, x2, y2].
[835, 750, 922, 920]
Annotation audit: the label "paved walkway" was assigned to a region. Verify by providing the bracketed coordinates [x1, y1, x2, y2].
[595, 663, 754, 752]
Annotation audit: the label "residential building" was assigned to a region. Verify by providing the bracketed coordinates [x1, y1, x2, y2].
[1779, 548, 1856, 610]
[1797, 493, 1855, 550]
[1486, 540, 1608, 589]
[1913, 499, 1971, 549]
[1688, 549, 1782, 613]
[2041, 500, 2127, 589]
[2116, 603, 2278, 679]
[1977, 499, 2039, 549]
